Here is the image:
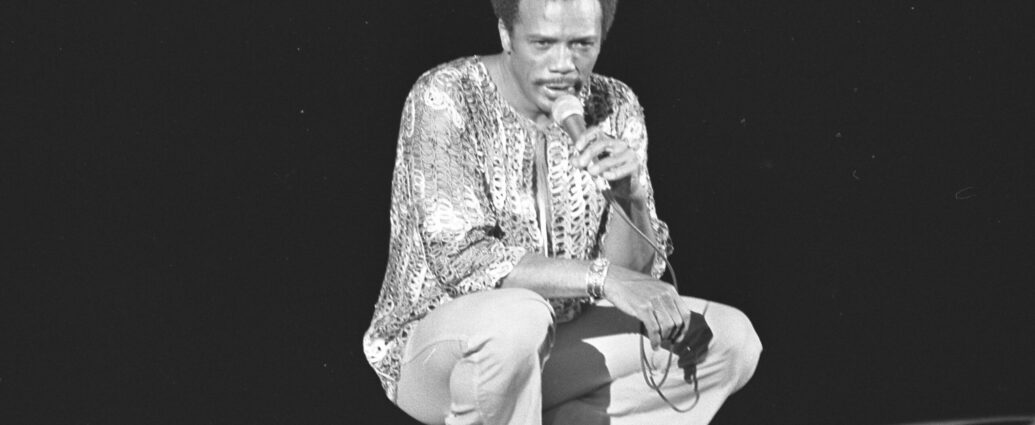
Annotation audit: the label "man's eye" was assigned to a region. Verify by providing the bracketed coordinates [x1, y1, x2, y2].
[533, 40, 551, 48]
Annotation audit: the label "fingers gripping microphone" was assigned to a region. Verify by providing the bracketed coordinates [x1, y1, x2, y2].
[552, 94, 608, 192]
[551, 94, 586, 142]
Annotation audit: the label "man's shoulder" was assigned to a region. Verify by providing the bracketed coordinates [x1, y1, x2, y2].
[589, 73, 639, 104]
[409, 56, 481, 95]
[586, 73, 641, 125]
[589, 73, 634, 94]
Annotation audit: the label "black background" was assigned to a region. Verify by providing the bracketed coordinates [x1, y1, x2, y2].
[4, 1, 1034, 424]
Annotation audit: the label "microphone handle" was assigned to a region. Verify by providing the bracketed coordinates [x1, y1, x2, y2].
[562, 115, 587, 143]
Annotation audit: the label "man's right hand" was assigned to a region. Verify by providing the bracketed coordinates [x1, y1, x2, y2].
[603, 265, 693, 350]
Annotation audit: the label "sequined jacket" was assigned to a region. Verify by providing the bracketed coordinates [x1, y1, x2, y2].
[363, 56, 673, 401]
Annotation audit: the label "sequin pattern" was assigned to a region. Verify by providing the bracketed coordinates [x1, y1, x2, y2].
[364, 56, 673, 401]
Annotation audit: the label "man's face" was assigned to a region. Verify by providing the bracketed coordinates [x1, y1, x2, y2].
[502, 0, 602, 118]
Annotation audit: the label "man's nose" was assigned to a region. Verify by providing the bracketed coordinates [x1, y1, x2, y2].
[548, 45, 577, 74]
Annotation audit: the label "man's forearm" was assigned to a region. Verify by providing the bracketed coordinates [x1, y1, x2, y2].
[500, 197, 660, 296]
[602, 197, 659, 275]
[500, 253, 598, 298]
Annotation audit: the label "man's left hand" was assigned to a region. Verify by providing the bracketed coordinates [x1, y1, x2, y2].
[573, 127, 646, 200]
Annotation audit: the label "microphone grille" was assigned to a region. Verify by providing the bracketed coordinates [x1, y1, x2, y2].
[551, 94, 584, 125]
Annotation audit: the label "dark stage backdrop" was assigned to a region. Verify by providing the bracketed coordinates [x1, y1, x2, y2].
[4, 1, 1033, 424]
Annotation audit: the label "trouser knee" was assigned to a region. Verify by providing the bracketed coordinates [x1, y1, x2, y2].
[468, 288, 556, 366]
[446, 289, 555, 424]
[709, 303, 762, 390]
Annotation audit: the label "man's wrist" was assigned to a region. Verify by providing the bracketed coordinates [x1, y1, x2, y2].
[611, 190, 649, 211]
[586, 258, 610, 300]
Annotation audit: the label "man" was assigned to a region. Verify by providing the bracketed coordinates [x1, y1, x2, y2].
[363, 0, 762, 423]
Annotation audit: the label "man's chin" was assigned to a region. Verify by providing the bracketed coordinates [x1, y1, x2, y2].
[525, 92, 554, 114]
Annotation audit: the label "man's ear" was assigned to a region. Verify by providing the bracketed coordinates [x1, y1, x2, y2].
[497, 19, 512, 54]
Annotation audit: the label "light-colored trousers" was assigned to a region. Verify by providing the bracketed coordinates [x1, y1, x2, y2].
[396, 288, 762, 425]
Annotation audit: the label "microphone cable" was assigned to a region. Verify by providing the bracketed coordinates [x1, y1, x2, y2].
[600, 188, 704, 413]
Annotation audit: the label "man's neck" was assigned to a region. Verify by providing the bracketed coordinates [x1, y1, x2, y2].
[485, 54, 553, 128]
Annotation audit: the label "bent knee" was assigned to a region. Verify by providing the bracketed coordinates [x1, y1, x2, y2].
[487, 288, 555, 331]
[449, 288, 553, 325]
[706, 303, 762, 385]
[464, 288, 555, 357]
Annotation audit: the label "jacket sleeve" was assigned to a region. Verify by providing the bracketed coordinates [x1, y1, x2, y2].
[601, 85, 674, 279]
[391, 73, 526, 297]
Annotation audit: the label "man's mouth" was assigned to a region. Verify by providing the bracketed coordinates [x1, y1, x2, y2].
[541, 82, 578, 97]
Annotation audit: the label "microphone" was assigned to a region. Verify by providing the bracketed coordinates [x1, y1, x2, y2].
[551, 94, 611, 193]
[551, 94, 586, 142]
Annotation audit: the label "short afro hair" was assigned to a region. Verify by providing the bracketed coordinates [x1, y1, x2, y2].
[491, 0, 619, 39]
